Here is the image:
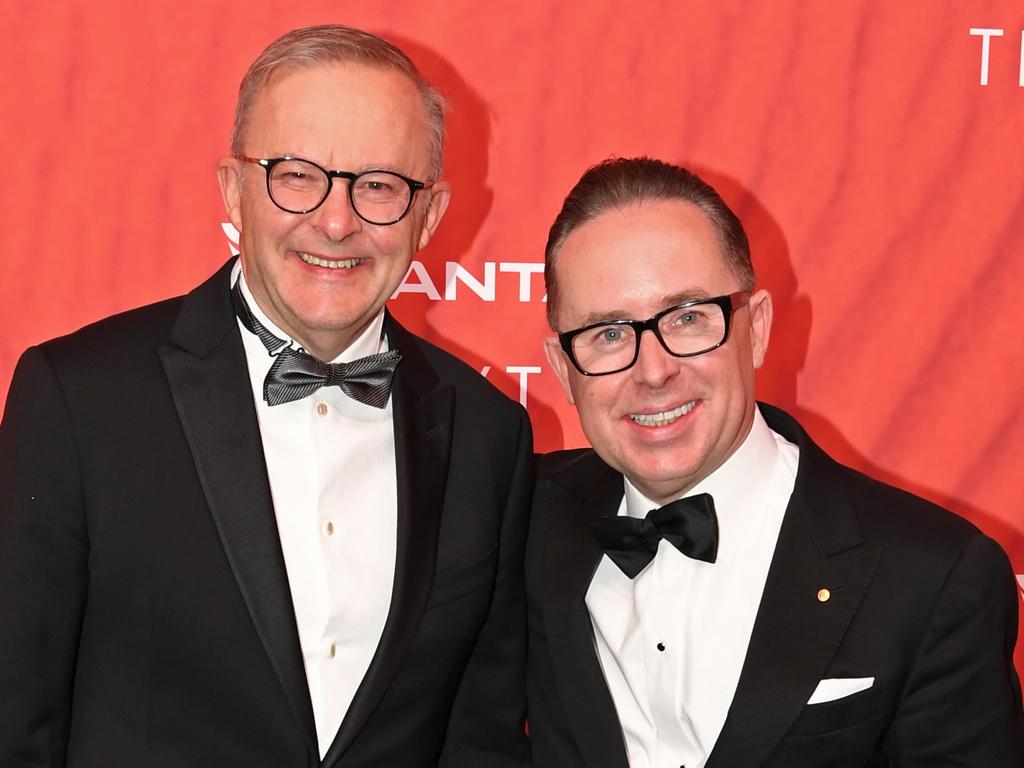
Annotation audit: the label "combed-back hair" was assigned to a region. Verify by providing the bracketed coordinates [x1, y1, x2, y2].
[230, 24, 447, 179]
[544, 157, 754, 327]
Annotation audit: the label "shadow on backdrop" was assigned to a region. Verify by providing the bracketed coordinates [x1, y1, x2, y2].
[383, 32, 563, 449]
[693, 165, 810, 412]
[696, 166, 1022, 563]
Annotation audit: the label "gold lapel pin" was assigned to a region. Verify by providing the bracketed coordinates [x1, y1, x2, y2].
[817, 588, 831, 602]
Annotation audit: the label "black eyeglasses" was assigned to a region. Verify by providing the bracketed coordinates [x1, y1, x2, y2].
[236, 156, 433, 225]
[558, 292, 751, 376]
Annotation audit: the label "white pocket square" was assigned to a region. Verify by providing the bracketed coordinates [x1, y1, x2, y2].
[807, 676, 875, 705]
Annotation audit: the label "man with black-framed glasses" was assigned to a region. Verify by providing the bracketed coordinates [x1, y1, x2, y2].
[527, 157, 1023, 767]
[0, 25, 532, 768]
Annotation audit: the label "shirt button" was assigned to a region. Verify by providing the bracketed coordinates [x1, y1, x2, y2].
[328, 642, 336, 659]
[316, 402, 328, 416]
[657, 642, 666, 652]
[323, 521, 334, 536]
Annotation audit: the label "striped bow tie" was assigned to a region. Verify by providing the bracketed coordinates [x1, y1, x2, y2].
[231, 282, 401, 408]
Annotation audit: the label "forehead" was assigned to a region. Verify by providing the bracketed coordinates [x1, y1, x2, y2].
[554, 200, 737, 322]
[243, 62, 431, 171]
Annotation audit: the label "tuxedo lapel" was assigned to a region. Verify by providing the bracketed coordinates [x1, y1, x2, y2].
[322, 316, 454, 766]
[706, 405, 883, 768]
[157, 260, 317, 750]
[542, 453, 631, 768]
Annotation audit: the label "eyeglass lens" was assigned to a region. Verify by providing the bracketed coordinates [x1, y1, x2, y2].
[571, 302, 728, 374]
[267, 159, 413, 223]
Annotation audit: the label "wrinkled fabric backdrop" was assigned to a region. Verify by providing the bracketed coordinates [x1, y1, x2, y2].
[2, 1, 1022, 674]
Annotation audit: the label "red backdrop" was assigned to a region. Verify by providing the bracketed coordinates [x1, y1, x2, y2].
[2, 1, 1022, 673]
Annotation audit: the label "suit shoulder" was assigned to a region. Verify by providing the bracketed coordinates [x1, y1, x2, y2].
[764, 403, 1015, 593]
[841, 464, 980, 540]
[404, 332, 526, 419]
[536, 448, 597, 480]
[6, 295, 189, 422]
[35, 295, 185, 364]
[827, 461, 1013, 583]
[763, 403, 993, 558]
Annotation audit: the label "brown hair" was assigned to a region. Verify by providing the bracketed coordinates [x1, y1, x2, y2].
[544, 157, 754, 327]
[230, 25, 447, 179]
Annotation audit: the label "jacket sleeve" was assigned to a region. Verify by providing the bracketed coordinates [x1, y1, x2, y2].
[438, 408, 533, 768]
[883, 533, 1024, 765]
[0, 346, 89, 767]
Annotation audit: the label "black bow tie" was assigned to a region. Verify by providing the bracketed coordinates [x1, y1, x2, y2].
[231, 282, 401, 408]
[593, 493, 718, 578]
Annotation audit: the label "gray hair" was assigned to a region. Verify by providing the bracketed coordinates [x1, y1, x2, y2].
[544, 157, 755, 327]
[230, 25, 447, 179]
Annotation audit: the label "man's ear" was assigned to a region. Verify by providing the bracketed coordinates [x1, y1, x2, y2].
[544, 335, 576, 406]
[747, 288, 773, 369]
[216, 156, 244, 233]
[417, 180, 451, 250]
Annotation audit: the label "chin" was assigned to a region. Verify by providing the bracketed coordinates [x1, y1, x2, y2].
[626, 456, 705, 494]
[293, 298, 364, 324]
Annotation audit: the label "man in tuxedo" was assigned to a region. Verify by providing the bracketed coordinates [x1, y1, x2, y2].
[0, 25, 531, 768]
[527, 157, 1023, 767]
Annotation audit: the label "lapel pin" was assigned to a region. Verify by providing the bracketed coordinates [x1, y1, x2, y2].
[817, 588, 831, 602]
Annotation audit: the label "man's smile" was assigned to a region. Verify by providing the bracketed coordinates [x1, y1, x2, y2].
[298, 252, 364, 269]
[628, 400, 697, 427]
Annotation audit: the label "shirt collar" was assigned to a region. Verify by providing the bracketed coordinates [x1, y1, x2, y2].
[231, 260, 388, 365]
[623, 406, 781, 567]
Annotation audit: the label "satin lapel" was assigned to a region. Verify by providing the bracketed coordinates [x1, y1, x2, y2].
[543, 455, 632, 768]
[157, 260, 316, 749]
[323, 317, 454, 765]
[706, 405, 883, 768]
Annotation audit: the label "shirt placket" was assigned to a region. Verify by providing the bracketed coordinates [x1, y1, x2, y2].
[646, 543, 702, 768]
[308, 393, 344, 747]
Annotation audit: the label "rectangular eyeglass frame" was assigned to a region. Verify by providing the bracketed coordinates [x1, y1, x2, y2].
[558, 290, 751, 376]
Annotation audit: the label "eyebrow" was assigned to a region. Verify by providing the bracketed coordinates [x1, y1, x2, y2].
[576, 289, 715, 327]
[275, 154, 407, 174]
[356, 161, 405, 173]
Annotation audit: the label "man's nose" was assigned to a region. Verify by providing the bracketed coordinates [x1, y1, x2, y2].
[631, 329, 678, 388]
[310, 182, 363, 241]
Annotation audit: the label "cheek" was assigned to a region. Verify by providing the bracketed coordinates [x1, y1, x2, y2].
[572, 380, 621, 431]
[700, 359, 755, 437]
[367, 225, 417, 265]
[239, 202, 288, 250]
[718, 354, 755, 401]
[696, 349, 748, 395]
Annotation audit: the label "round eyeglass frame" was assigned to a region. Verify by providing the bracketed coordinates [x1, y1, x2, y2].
[236, 155, 433, 225]
[557, 291, 752, 376]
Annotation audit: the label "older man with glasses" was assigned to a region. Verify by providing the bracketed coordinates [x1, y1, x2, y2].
[0, 25, 532, 768]
[527, 156, 1023, 768]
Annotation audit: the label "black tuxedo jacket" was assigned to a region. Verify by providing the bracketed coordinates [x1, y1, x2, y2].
[527, 403, 1023, 767]
[0, 259, 532, 768]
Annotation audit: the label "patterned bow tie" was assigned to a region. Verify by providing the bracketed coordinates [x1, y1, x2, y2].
[231, 282, 401, 408]
[593, 493, 718, 578]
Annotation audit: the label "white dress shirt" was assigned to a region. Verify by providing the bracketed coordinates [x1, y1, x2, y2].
[586, 408, 799, 768]
[232, 263, 397, 758]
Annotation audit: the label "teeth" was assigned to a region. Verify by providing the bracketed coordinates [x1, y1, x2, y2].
[630, 401, 696, 427]
[299, 253, 361, 269]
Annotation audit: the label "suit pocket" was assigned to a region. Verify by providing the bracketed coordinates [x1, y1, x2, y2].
[786, 679, 886, 737]
[425, 543, 498, 608]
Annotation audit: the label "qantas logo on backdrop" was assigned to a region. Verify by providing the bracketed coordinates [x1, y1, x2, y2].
[222, 222, 547, 303]
[1017, 575, 1024, 600]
